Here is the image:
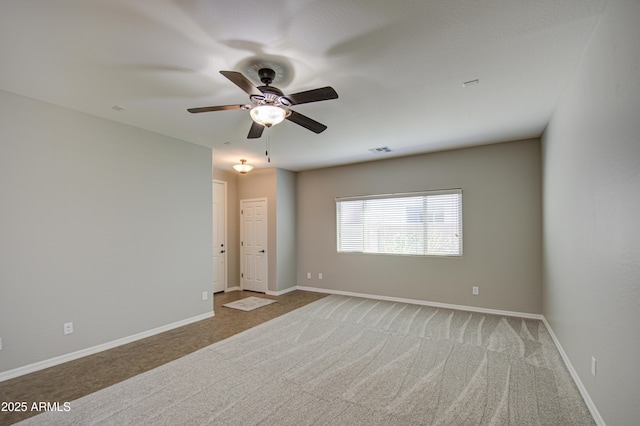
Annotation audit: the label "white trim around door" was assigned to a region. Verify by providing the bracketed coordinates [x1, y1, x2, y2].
[240, 198, 268, 293]
[212, 180, 227, 293]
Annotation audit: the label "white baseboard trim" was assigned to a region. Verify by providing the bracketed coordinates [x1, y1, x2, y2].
[541, 317, 604, 426]
[296, 286, 543, 320]
[225, 286, 241, 292]
[0, 311, 214, 383]
[266, 286, 298, 296]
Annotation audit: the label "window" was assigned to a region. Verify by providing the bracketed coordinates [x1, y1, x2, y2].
[336, 189, 462, 256]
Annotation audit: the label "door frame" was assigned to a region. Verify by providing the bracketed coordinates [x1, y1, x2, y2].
[213, 179, 227, 293]
[240, 197, 268, 293]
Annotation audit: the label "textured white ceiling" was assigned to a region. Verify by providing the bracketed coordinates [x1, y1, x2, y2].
[0, 0, 607, 172]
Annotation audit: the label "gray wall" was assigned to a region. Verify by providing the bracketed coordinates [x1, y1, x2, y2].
[541, 0, 640, 423]
[0, 90, 213, 374]
[276, 168, 297, 292]
[297, 139, 542, 314]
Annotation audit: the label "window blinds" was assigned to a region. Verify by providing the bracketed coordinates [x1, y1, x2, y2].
[336, 189, 462, 256]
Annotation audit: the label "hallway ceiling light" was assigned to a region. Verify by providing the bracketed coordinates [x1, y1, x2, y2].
[233, 159, 254, 174]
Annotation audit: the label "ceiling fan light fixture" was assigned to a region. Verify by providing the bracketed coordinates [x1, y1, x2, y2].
[250, 105, 287, 127]
[233, 159, 254, 174]
[187, 68, 337, 139]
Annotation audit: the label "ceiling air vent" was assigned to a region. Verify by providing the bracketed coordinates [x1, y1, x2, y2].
[368, 146, 392, 154]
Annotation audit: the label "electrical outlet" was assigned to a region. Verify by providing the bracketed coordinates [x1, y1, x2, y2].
[318, 273, 323, 280]
[63, 322, 73, 335]
[307, 272, 311, 279]
[591, 356, 597, 376]
[0, 337, 3, 350]
[202, 291, 208, 301]
[472, 286, 479, 295]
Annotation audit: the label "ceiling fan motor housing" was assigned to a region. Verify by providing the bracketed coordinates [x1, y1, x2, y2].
[251, 85, 291, 107]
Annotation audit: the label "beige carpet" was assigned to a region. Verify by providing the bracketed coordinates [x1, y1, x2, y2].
[222, 296, 276, 311]
[20, 295, 594, 425]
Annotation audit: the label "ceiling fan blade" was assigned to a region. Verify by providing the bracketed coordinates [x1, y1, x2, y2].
[220, 71, 263, 96]
[286, 110, 328, 134]
[247, 121, 265, 139]
[287, 87, 338, 105]
[187, 105, 243, 113]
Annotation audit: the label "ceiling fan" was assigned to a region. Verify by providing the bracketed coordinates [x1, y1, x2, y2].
[188, 68, 338, 139]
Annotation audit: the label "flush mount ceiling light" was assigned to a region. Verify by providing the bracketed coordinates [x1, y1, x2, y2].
[232, 159, 254, 174]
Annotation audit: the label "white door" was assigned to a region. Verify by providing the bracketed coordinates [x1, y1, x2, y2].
[241, 199, 267, 293]
[212, 181, 227, 293]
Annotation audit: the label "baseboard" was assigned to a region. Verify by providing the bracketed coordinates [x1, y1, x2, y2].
[541, 317, 605, 426]
[266, 286, 298, 296]
[296, 286, 543, 320]
[224, 285, 295, 296]
[0, 311, 214, 383]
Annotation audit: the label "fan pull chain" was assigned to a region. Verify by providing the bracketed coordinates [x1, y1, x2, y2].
[265, 126, 271, 163]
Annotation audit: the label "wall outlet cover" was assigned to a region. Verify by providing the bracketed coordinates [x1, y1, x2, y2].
[63, 322, 74, 335]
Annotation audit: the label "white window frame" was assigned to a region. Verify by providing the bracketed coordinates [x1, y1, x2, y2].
[336, 189, 463, 257]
